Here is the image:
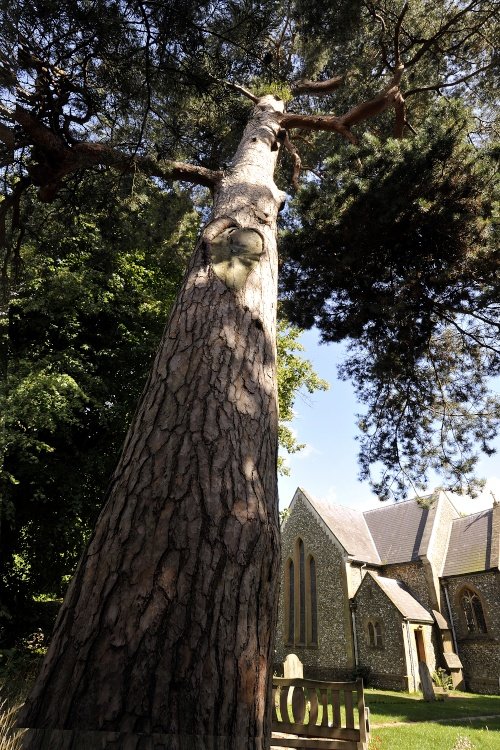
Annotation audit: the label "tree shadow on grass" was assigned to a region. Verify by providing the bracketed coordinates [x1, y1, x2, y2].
[365, 690, 500, 725]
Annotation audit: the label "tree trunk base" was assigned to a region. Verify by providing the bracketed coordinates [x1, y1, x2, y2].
[20, 729, 270, 750]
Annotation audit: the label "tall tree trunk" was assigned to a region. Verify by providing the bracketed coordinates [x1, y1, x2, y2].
[18, 96, 286, 750]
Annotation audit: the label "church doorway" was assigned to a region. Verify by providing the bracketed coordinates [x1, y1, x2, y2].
[414, 628, 426, 664]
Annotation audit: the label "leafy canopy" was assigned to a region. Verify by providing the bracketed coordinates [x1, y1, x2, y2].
[1, 0, 498, 504]
[0, 167, 327, 640]
[280, 103, 498, 498]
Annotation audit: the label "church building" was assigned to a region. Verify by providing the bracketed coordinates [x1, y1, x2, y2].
[275, 488, 500, 693]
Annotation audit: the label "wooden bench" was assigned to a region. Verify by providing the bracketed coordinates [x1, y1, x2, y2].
[271, 677, 370, 750]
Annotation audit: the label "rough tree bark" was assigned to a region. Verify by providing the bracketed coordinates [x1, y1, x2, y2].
[17, 95, 286, 750]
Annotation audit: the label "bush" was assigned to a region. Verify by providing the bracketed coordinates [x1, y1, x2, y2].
[432, 668, 453, 692]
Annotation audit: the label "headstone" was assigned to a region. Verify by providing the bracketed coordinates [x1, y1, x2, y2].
[418, 661, 436, 701]
[283, 653, 303, 679]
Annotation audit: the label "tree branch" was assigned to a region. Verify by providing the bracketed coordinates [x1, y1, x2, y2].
[13, 105, 222, 200]
[340, 64, 405, 130]
[74, 143, 223, 188]
[225, 81, 259, 103]
[394, 2, 409, 67]
[406, 0, 482, 68]
[279, 112, 358, 144]
[291, 76, 344, 97]
[280, 65, 407, 143]
[404, 62, 496, 98]
[368, 6, 391, 70]
[282, 134, 302, 189]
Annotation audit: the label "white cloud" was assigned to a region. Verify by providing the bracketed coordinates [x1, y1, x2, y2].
[317, 485, 378, 512]
[441, 478, 500, 514]
[319, 486, 338, 505]
[294, 442, 318, 460]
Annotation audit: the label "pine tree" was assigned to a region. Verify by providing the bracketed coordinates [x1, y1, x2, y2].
[0, 1, 497, 747]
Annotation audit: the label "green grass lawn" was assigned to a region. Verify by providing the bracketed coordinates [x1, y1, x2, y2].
[365, 689, 500, 750]
[370, 717, 500, 750]
[365, 688, 500, 724]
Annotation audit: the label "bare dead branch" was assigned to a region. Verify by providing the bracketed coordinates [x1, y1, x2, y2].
[406, 0, 482, 68]
[282, 134, 302, 189]
[394, 1, 409, 67]
[405, 62, 496, 98]
[225, 81, 259, 103]
[291, 76, 344, 97]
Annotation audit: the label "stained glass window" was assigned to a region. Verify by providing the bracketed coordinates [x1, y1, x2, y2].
[309, 556, 318, 645]
[299, 539, 305, 644]
[461, 589, 487, 634]
[287, 559, 294, 643]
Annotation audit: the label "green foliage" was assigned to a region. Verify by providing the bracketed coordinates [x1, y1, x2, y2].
[432, 668, 453, 692]
[0, 0, 499, 616]
[0, 173, 196, 641]
[253, 82, 294, 102]
[278, 507, 290, 525]
[292, 0, 363, 77]
[281, 105, 499, 499]
[277, 320, 329, 474]
[0, 171, 328, 640]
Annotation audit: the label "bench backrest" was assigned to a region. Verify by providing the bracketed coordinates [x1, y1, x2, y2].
[271, 677, 370, 749]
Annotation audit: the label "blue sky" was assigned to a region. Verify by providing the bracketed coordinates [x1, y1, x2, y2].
[277, 329, 500, 515]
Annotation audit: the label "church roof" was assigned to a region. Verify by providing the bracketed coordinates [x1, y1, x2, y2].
[369, 574, 434, 623]
[291, 488, 495, 576]
[299, 489, 381, 564]
[363, 497, 437, 564]
[442, 509, 496, 576]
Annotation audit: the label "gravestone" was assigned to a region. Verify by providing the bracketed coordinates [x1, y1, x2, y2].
[283, 653, 303, 679]
[418, 661, 436, 701]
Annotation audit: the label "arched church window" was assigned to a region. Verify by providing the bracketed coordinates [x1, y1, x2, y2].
[285, 558, 294, 644]
[284, 539, 318, 647]
[308, 555, 318, 646]
[367, 620, 383, 647]
[460, 588, 487, 634]
[298, 538, 306, 644]
[368, 621, 374, 645]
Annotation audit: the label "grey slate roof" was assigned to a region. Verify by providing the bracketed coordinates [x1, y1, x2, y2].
[292, 487, 495, 577]
[363, 497, 437, 564]
[442, 509, 495, 576]
[371, 574, 434, 622]
[300, 489, 381, 565]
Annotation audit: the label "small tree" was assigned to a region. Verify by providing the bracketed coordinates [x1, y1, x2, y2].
[0, 1, 497, 747]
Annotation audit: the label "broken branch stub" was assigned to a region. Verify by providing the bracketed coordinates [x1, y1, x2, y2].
[209, 227, 263, 291]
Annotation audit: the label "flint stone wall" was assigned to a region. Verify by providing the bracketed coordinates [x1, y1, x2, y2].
[445, 570, 500, 694]
[275, 494, 353, 678]
[354, 573, 407, 689]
